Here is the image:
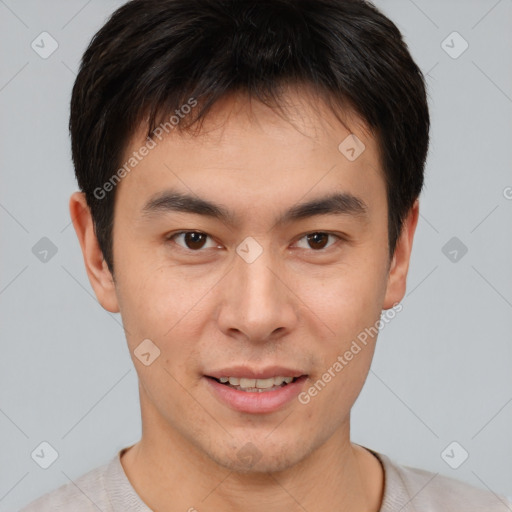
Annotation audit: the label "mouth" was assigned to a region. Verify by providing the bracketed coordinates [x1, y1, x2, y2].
[204, 371, 308, 413]
[206, 375, 302, 393]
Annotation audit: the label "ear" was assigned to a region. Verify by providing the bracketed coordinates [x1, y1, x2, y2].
[382, 199, 419, 309]
[69, 191, 120, 313]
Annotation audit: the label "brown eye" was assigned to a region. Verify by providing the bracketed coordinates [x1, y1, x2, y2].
[295, 232, 339, 251]
[306, 233, 330, 250]
[168, 231, 214, 251]
[184, 232, 207, 250]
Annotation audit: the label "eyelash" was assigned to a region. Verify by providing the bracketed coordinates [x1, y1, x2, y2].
[165, 230, 344, 253]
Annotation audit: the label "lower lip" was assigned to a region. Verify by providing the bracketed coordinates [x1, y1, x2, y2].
[205, 376, 308, 414]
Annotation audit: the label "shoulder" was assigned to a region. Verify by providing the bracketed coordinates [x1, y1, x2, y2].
[20, 459, 112, 512]
[370, 449, 512, 512]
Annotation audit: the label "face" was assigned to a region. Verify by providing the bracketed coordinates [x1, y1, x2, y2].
[71, 88, 417, 474]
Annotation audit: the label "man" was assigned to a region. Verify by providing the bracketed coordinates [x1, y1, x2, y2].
[21, 0, 511, 510]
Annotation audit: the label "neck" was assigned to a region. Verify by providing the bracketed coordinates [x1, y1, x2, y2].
[120, 394, 384, 512]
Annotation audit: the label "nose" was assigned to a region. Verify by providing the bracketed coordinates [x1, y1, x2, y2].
[216, 242, 299, 344]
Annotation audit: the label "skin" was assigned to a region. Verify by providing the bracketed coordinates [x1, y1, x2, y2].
[70, 87, 419, 512]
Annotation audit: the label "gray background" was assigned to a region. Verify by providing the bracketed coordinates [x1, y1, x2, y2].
[1, 0, 511, 510]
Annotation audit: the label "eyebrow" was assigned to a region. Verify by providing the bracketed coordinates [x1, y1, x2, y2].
[140, 189, 368, 226]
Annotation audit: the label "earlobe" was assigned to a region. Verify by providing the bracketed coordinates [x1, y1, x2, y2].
[69, 191, 120, 313]
[382, 200, 419, 309]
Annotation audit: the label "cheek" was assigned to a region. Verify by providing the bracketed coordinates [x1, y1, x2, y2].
[297, 272, 383, 422]
[299, 260, 388, 346]
[115, 258, 217, 364]
[294, 258, 388, 409]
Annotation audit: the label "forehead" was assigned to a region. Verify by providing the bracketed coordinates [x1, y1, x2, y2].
[114, 87, 385, 222]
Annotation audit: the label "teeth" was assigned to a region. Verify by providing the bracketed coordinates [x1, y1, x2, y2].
[239, 377, 255, 388]
[253, 377, 275, 389]
[219, 376, 295, 389]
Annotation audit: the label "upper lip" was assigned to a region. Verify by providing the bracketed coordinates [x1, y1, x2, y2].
[206, 366, 306, 380]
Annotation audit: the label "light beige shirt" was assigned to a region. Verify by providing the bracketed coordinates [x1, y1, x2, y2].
[20, 446, 512, 511]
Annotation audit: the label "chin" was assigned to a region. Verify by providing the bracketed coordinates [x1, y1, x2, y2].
[207, 437, 311, 475]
